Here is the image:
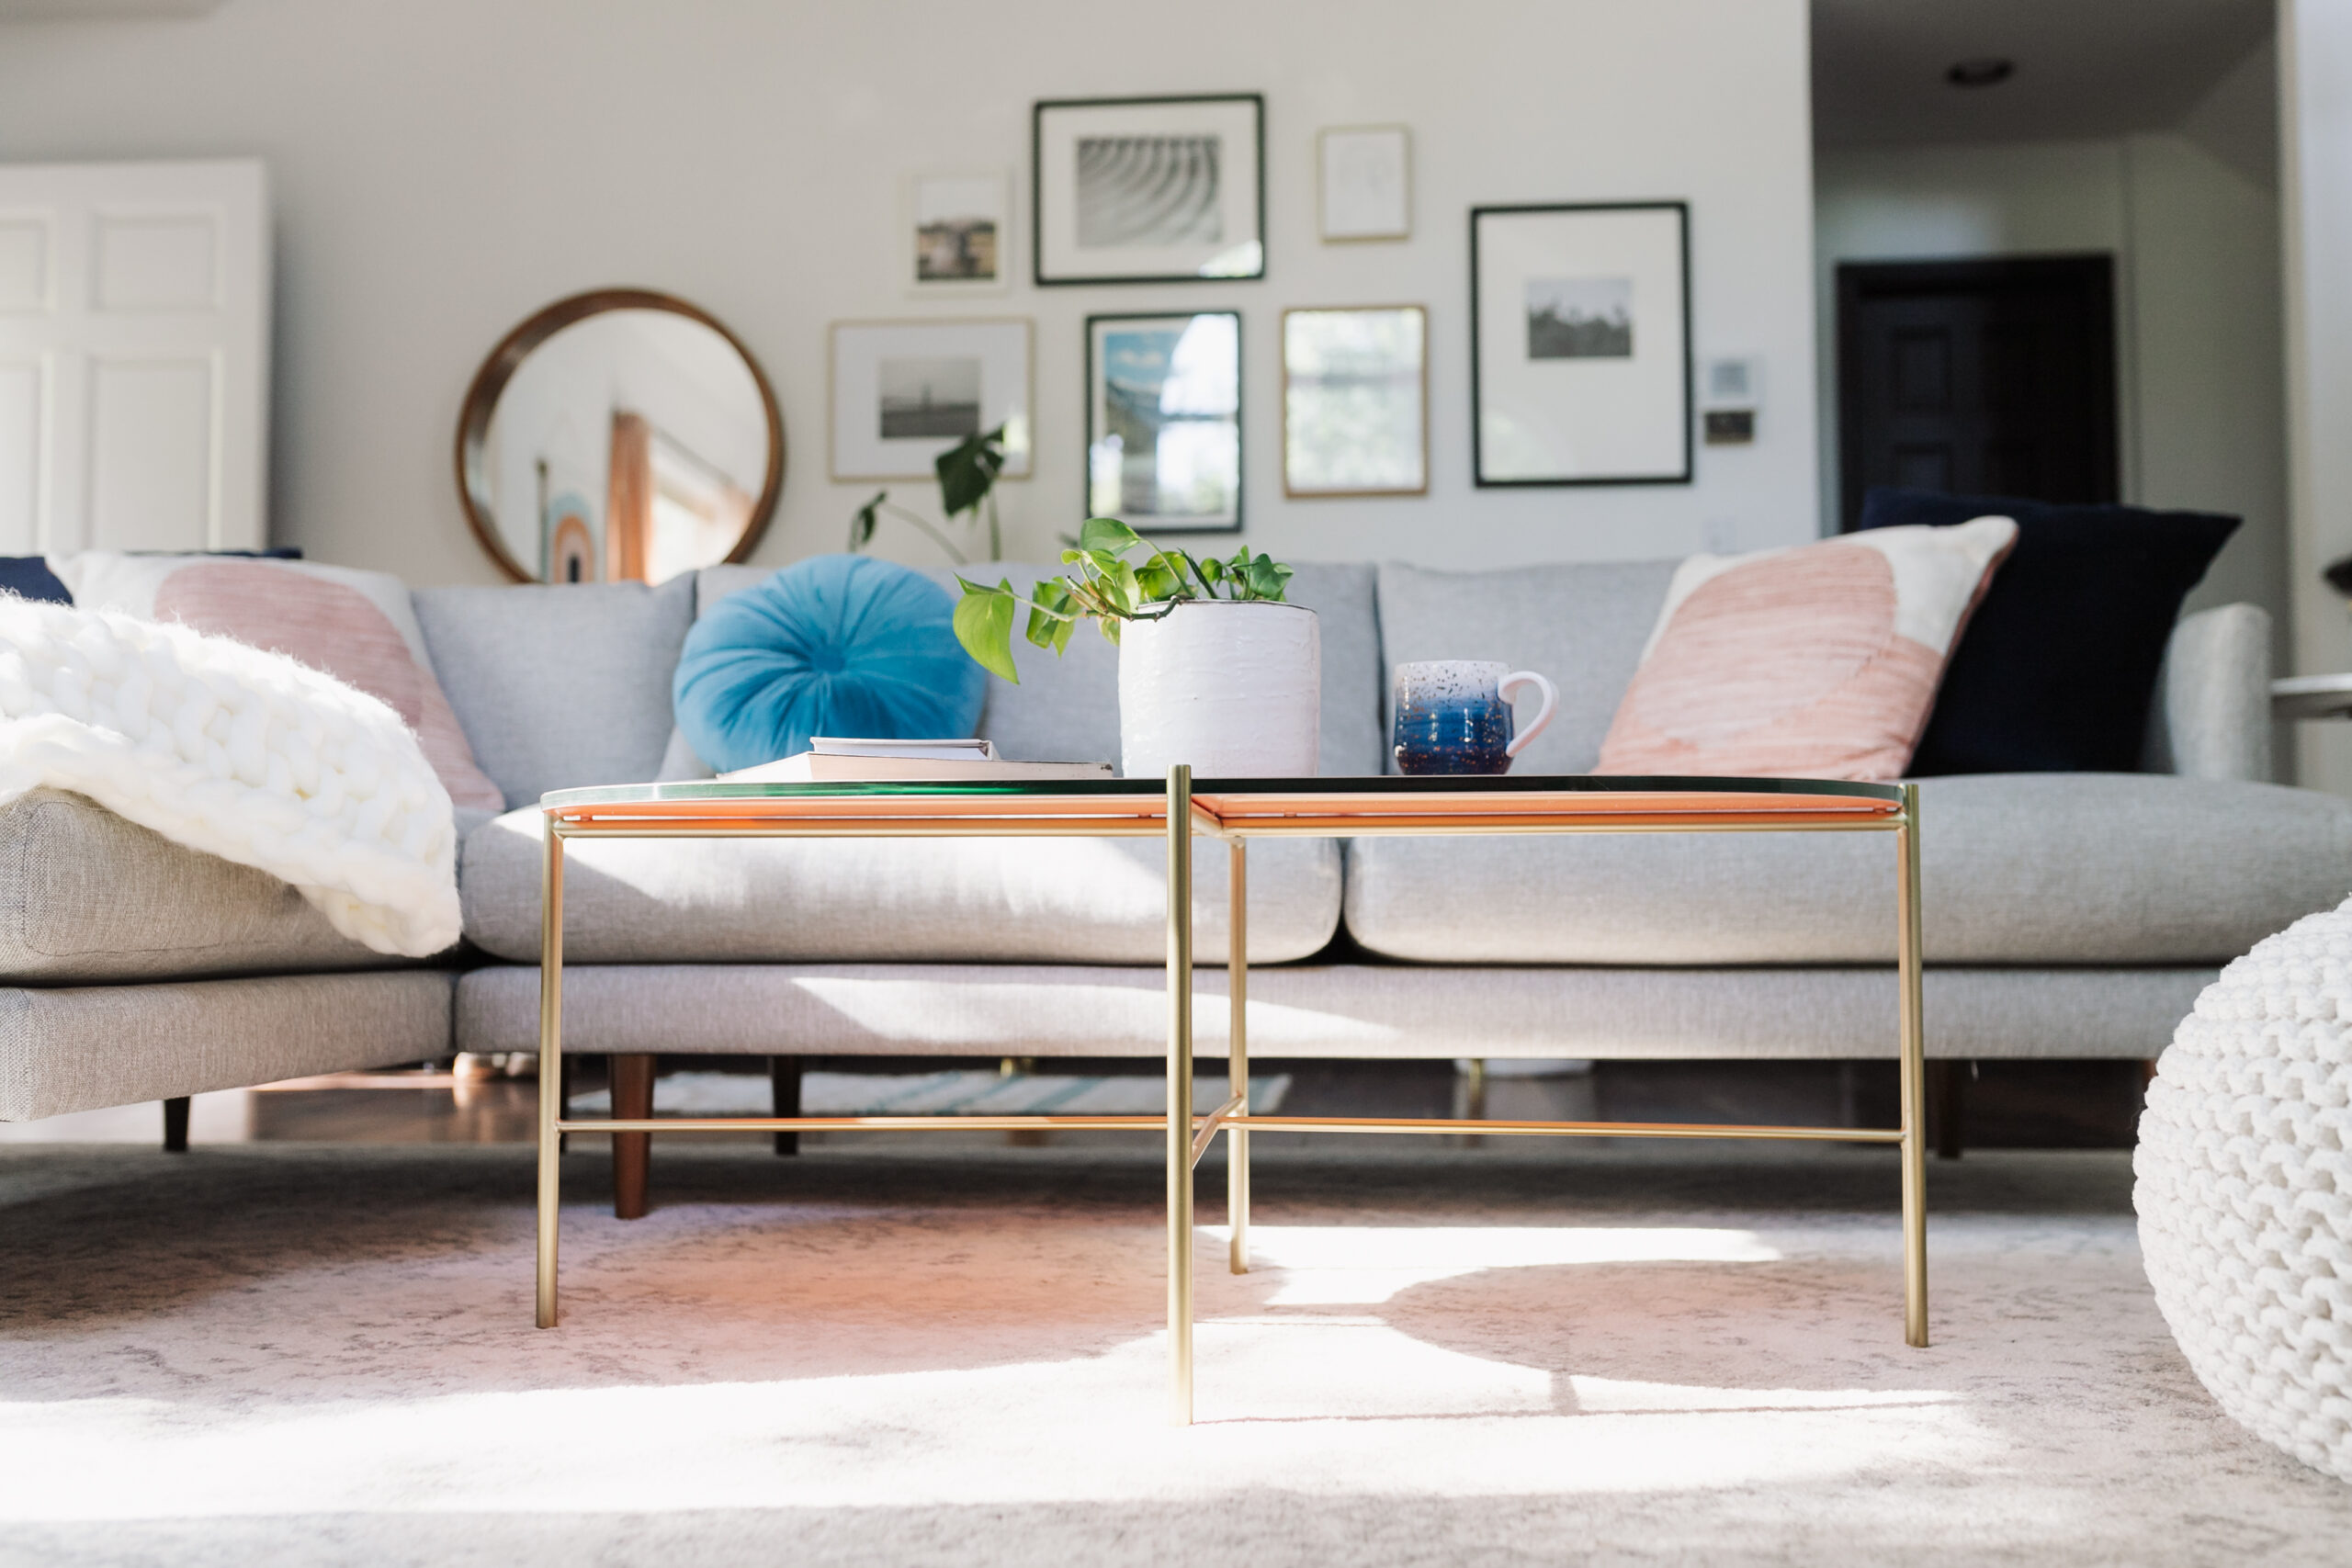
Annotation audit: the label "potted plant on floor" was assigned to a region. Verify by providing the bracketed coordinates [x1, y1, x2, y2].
[953, 517, 1318, 779]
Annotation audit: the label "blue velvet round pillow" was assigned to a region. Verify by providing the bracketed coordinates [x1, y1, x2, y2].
[672, 555, 986, 773]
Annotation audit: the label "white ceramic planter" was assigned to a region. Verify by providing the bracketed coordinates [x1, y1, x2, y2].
[1117, 600, 1320, 779]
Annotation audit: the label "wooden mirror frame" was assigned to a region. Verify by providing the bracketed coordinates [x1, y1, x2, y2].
[454, 288, 786, 584]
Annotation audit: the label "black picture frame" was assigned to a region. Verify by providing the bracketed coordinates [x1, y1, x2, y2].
[1035, 93, 1267, 287]
[1084, 310, 1244, 535]
[1468, 200, 1693, 487]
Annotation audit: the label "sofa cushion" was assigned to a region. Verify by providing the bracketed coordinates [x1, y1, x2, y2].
[1343, 773, 2352, 965]
[673, 556, 985, 772]
[0, 789, 415, 983]
[1856, 488, 2237, 774]
[677, 559, 1386, 777]
[459, 807, 1340, 965]
[413, 576, 695, 808]
[1375, 560, 1678, 773]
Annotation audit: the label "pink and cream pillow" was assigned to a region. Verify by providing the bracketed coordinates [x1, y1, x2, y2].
[1594, 517, 2018, 782]
[50, 552, 506, 815]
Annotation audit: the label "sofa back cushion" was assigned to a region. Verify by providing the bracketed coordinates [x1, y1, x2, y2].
[685, 559, 1386, 776]
[413, 576, 695, 807]
[1374, 560, 1678, 773]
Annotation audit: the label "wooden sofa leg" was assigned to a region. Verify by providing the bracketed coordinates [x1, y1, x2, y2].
[611, 1053, 654, 1219]
[771, 1055, 802, 1156]
[1928, 1061, 1964, 1160]
[161, 1096, 189, 1153]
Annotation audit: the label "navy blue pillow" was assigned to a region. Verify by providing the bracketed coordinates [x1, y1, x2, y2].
[0, 558, 70, 603]
[1856, 489, 2236, 774]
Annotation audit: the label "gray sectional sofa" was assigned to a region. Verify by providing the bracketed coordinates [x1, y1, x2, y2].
[4, 557, 2338, 1185]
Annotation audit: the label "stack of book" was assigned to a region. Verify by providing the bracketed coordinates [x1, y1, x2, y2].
[718, 737, 1114, 783]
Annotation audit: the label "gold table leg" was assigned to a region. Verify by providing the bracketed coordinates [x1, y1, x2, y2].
[536, 819, 565, 1329]
[1228, 838, 1250, 1276]
[1896, 783, 1928, 1348]
[1167, 765, 1194, 1427]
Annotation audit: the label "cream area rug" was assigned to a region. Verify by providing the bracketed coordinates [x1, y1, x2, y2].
[2, 1141, 2348, 1566]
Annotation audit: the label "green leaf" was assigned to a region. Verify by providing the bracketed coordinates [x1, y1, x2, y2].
[850, 491, 887, 550]
[1097, 616, 1122, 647]
[1192, 553, 1226, 592]
[952, 577, 1021, 683]
[1136, 550, 1185, 603]
[936, 427, 1007, 518]
[1023, 579, 1076, 650]
[1078, 515, 1143, 556]
[1106, 556, 1142, 615]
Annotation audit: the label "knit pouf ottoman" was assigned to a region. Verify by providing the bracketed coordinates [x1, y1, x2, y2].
[2136, 897, 2352, 1483]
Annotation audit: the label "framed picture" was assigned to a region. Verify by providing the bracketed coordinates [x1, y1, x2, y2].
[1469, 201, 1691, 486]
[1086, 310, 1241, 532]
[1282, 305, 1427, 498]
[1035, 94, 1265, 285]
[829, 318, 1034, 482]
[901, 170, 1010, 295]
[1317, 125, 1410, 243]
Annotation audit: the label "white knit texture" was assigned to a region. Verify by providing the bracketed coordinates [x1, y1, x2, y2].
[2136, 897, 2352, 1483]
[0, 597, 459, 955]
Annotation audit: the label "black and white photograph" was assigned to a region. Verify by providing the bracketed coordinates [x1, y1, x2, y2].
[1471, 202, 1690, 486]
[1035, 95, 1263, 284]
[902, 170, 1009, 295]
[1317, 124, 1411, 242]
[1086, 310, 1241, 531]
[876, 356, 981, 440]
[830, 318, 1033, 481]
[1526, 276, 1634, 358]
[1283, 304, 1427, 497]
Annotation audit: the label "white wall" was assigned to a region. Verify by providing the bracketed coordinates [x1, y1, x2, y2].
[2281, 0, 2352, 797]
[1813, 91, 2291, 690]
[0, 0, 1818, 586]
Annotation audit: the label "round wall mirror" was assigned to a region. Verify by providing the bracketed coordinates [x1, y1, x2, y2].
[455, 289, 784, 584]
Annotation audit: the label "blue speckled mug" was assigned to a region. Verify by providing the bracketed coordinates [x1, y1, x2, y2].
[1392, 660, 1559, 775]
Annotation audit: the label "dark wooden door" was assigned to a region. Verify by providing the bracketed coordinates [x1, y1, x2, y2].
[1837, 255, 2117, 531]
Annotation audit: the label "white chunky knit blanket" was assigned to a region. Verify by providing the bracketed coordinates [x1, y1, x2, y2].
[0, 597, 460, 955]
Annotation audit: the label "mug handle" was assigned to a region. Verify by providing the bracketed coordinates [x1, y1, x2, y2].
[1499, 671, 1558, 758]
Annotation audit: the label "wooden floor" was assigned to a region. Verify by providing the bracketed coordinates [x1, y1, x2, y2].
[0, 1058, 2150, 1149]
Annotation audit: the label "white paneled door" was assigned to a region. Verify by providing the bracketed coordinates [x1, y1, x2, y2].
[0, 160, 270, 556]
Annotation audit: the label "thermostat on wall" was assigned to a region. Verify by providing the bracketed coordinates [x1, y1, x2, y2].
[1702, 356, 1759, 445]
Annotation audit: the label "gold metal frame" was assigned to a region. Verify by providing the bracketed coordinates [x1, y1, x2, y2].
[532, 773, 1930, 1419]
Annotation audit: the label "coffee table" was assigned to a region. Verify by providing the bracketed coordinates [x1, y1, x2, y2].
[533, 772, 1927, 1424]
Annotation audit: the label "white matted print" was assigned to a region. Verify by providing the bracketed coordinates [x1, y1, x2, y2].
[1035, 95, 1264, 284]
[902, 170, 1009, 295]
[1317, 126, 1410, 243]
[1470, 202, 1690, 486]
[1283, 305, 1427, 497]
[830, 319, 1033, 481]
[1087, 311, 1241, 532]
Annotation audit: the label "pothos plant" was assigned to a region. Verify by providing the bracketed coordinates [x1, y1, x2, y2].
[848, 425, 1008, 566]
[952, 515, 1295, 683]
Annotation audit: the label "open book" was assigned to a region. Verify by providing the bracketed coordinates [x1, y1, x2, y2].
[719, 738, 1114, 784]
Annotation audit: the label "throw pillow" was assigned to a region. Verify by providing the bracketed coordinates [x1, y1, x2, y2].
[672, 554, 986, 773]
[1855, 488, 2238, 773]
[49, 551, 505, 814]
[1594, 518, 2017, 782]
[0, 558, 71, 604]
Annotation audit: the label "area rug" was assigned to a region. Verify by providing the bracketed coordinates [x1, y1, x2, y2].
[2, 1141, 2348, 1566]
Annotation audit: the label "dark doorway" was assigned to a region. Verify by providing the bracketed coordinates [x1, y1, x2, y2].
[1836, 254, 2118, 531]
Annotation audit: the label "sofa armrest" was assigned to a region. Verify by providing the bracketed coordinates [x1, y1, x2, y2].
[2142, 604, 2272, 781]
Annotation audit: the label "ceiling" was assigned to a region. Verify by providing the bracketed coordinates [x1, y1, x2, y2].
[1814, 0, 2274, 147]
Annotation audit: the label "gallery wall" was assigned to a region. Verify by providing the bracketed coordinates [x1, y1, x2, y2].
[0, 0, 1818, 586]
[1812, 39, 2291, 737]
